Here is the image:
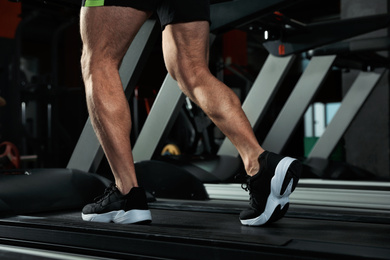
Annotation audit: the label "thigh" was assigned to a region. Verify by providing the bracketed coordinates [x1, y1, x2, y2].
[162, 21, 210, 82]
[157, 0, 210, 30]
[80, 5, 151, 64]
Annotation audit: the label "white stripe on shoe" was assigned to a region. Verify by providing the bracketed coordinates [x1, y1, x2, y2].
[113, 209, 152, 224]
[81, 210, 122, 223]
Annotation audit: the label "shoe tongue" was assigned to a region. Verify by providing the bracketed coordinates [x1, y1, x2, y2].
[108, 184, 122, 196]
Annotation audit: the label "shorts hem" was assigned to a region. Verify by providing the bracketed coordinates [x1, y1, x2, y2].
[161, 19, 211, 30]
[82, 0, 155, 11]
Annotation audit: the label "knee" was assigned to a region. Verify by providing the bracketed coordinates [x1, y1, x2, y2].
[80, 50, 96, 100]
[80, 47, 119, 78]
[80, 50, 114, 104]
[80, 50, 91, 78]
[80, 48, 98, 81]
[80, 48, 119, 95]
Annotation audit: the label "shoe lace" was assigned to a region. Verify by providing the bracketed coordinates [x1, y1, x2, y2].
[238, 173, 251, 192]
[241, 178, 258, 208]
[241, 181, 250, 192]
[94, 184, 116, 203]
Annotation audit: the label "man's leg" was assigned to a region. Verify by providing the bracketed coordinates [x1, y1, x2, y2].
[162, 21, 264, 176]
[80, 6, 150, 195]
[79, 6, 152, 223]
[162, 21, 301, 226]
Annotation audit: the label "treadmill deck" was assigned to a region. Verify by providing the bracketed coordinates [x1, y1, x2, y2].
[0, 199, 389, 259]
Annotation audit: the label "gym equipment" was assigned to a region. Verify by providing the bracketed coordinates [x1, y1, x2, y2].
[0, 142, 20, 169]
[302, 157, 379, 180]
[209, 0, 302, 33]
[0, 168, 109, 216]
[262, 55, 338, 153]
[135, 160, 209, 200]
[261, 12, 390, 57]
[308, 71, 385, 159]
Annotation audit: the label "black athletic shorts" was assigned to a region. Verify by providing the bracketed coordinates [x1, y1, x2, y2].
[81, 0, 211, 30]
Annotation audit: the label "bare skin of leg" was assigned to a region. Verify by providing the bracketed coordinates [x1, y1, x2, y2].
[162, 21, 264, 176]
[80, 6, 151, 195]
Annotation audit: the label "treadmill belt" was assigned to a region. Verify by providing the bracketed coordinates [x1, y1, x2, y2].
[0, 203, 390, 259]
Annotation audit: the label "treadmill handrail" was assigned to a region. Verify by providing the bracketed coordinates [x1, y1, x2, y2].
[210, 0, 302, 32]
[263, 13, 390, 56]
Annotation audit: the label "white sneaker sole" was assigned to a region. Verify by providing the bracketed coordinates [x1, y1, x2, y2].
[82, 209, 152, 224]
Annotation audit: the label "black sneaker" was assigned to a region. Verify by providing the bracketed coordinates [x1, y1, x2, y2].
[240, 151, 301, 226]
[82, 184, 152, 224]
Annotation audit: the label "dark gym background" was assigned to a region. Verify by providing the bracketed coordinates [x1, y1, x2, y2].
[0, 0, 389, 180]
